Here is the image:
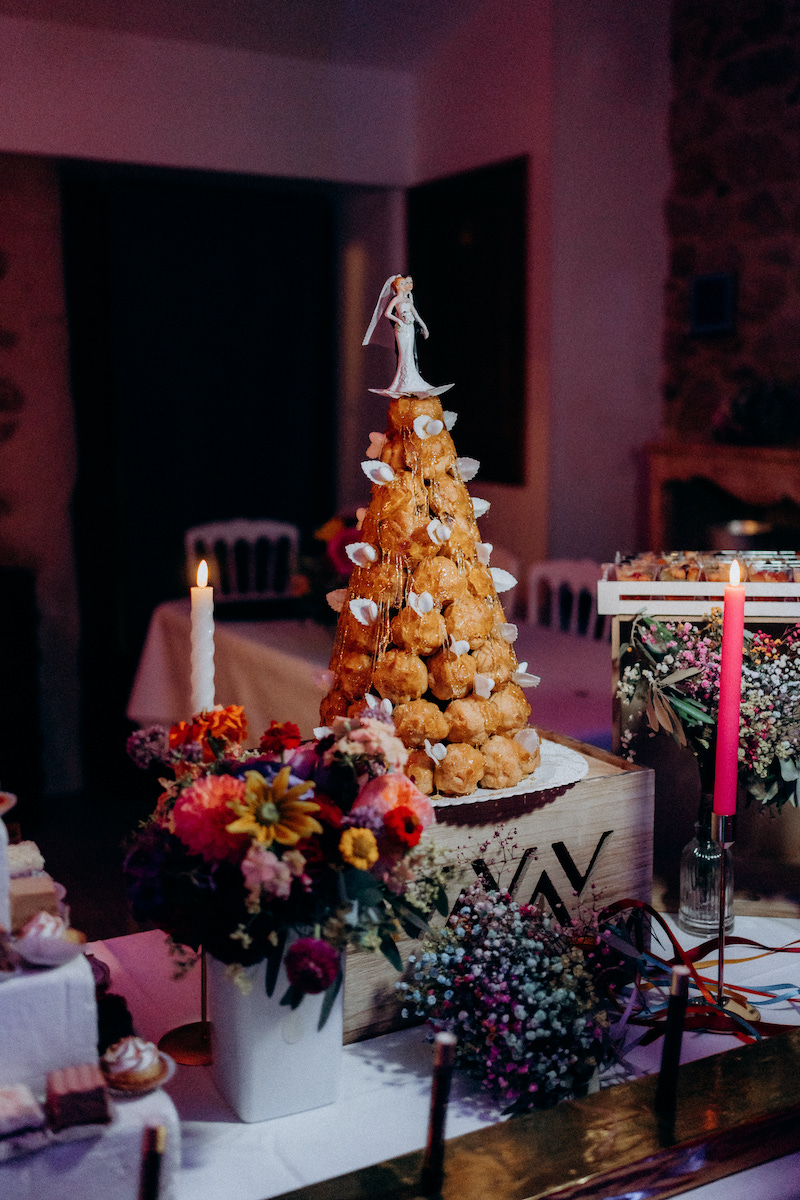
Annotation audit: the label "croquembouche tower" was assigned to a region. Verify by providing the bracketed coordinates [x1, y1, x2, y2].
[319, 274, 540, 797]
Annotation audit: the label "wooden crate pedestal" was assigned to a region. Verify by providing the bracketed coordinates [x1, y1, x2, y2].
[343, 734, 653, 1043]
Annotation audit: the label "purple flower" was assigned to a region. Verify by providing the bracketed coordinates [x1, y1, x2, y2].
[127, 725, 170, 769]
[284, 937, 340, 994]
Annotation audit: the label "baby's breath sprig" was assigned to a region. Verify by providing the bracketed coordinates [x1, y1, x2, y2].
[618, 613, 800, 810]
[397, 882, 619, 1112]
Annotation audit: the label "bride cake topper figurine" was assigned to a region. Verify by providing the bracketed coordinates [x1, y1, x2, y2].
[363, 274, 453, 398]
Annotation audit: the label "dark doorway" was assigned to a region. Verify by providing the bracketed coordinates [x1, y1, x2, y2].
[60, 161, 338, 784]
[408, 156, 527, 485]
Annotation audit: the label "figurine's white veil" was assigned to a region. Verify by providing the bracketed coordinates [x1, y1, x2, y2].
[362, 275, 401, 349]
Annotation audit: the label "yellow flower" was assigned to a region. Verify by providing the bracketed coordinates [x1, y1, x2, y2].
[226, 767, 321, 847]
[339, 827, 379, 871]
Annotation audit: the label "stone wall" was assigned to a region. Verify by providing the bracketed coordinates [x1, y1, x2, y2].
[665, 0, 800, 438]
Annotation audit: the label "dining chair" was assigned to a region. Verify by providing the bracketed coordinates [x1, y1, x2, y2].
[527, 559, 609, 639]
[184, 519, 300, 602]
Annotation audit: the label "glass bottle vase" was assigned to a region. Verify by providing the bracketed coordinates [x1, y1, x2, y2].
[678, 822, 734, 937]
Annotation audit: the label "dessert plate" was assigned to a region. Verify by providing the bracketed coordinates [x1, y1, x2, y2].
[430, 738, 589, 807]
[105, 1052, 176, 1099]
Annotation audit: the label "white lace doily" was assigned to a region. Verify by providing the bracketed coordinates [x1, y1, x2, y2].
[430, 738, 589, 808]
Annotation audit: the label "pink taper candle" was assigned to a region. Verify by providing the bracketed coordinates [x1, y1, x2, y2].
[713, 560, 745, 816]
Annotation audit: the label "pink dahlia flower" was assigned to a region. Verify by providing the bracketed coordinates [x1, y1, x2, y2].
[350, 773, 435, 832]
[172, 774, 250, 863]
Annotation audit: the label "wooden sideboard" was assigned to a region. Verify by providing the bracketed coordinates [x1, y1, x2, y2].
[646, 441, 800, 548]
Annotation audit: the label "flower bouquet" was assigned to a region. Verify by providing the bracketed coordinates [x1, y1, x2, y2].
[290, 509, 365, 624]
[124, 705, 454, 1019]
[397, 882, 622, 1112]
[618, 611, 800, 811]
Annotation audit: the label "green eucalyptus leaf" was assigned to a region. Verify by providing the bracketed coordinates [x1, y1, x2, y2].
[379, 934, 403, 972]
[317, 967, 344, 1032]
[432, 883, 450, 918]
[265, 929, 288, 997]
[279, 982, 304, 1011]
[341, 867, 384, 910]
[389, 897, 430, 934]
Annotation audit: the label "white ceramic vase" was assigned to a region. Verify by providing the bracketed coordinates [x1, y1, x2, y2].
[207, 952, 344, 1123]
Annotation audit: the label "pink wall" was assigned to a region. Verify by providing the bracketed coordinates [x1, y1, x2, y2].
[414, 0, 553, 572]
[414, 0, 670, 570]
[0, 13, 414, 185]
[549, 0, 670, 560]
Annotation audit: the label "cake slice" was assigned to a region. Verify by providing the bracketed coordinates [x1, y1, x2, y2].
[9, 872, 60, 932]
[0, 1083, 46, 1138]
[45, 1063, 111, 1131]
[0, 1083, 48, 1159]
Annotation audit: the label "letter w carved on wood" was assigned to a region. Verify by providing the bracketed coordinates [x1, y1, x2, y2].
[471, 830, 613, 925]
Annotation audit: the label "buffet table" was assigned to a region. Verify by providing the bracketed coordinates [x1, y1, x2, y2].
[84, 916, 800, 1200]
[127, 600, 613, 748]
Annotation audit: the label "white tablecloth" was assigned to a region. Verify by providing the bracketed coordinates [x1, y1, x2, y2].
[0, 1088, 180, 1200]
[85, 916, 800, 1200]
[127, 600, 613, 748]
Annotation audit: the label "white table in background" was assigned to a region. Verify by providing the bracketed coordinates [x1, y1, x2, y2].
[127, 599, 613, 748]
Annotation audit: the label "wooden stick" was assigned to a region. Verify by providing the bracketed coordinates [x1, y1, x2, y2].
[138, 1124, 167, 1200]
[654, 965, 690, 1121]
[420, 1032, 457, 1195]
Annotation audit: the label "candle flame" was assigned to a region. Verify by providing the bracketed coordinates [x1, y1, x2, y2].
[730, 560, 741, 586]
[197, 560, 209, 588]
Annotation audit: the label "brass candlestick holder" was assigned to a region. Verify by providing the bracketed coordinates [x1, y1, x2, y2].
[157, 947, 212, 1065]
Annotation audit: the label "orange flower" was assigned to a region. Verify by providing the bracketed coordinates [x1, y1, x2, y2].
[169, 719, 198, 750]
[205, 705, 248, 746]
[169, 706, 248, 763]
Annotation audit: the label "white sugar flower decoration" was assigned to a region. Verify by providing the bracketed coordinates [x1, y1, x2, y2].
[476, 542, 492, 566]
[474, 674, 495, 699]
[449, 634, 470, 657]
[427, 518, 452, 546]
[313, 726, 333, 738]
[498, 622, 518, 643]
[364, 693, 392, 714]
[472, 497, 491, 518]
[515, 727, 541, 755]
[442, 410, 458, 431]
[349, 597, 379, 626]
[491, 567, 517, 593]
[314, 670, 335, 690]
[408, 590, 435, 616]
[413, 414, 444, 440]
[326, 589, 346, 613]
[345, 541, 378, 567]
[365, 432, 387, 459]
[424, 739, 447, 763]
[361, 461, 395, 485]
[456, 457, 480, 481]
[513, 661, 541, 688]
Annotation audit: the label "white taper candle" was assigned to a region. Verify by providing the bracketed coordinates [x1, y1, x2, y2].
[190, 559, 215, 713]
